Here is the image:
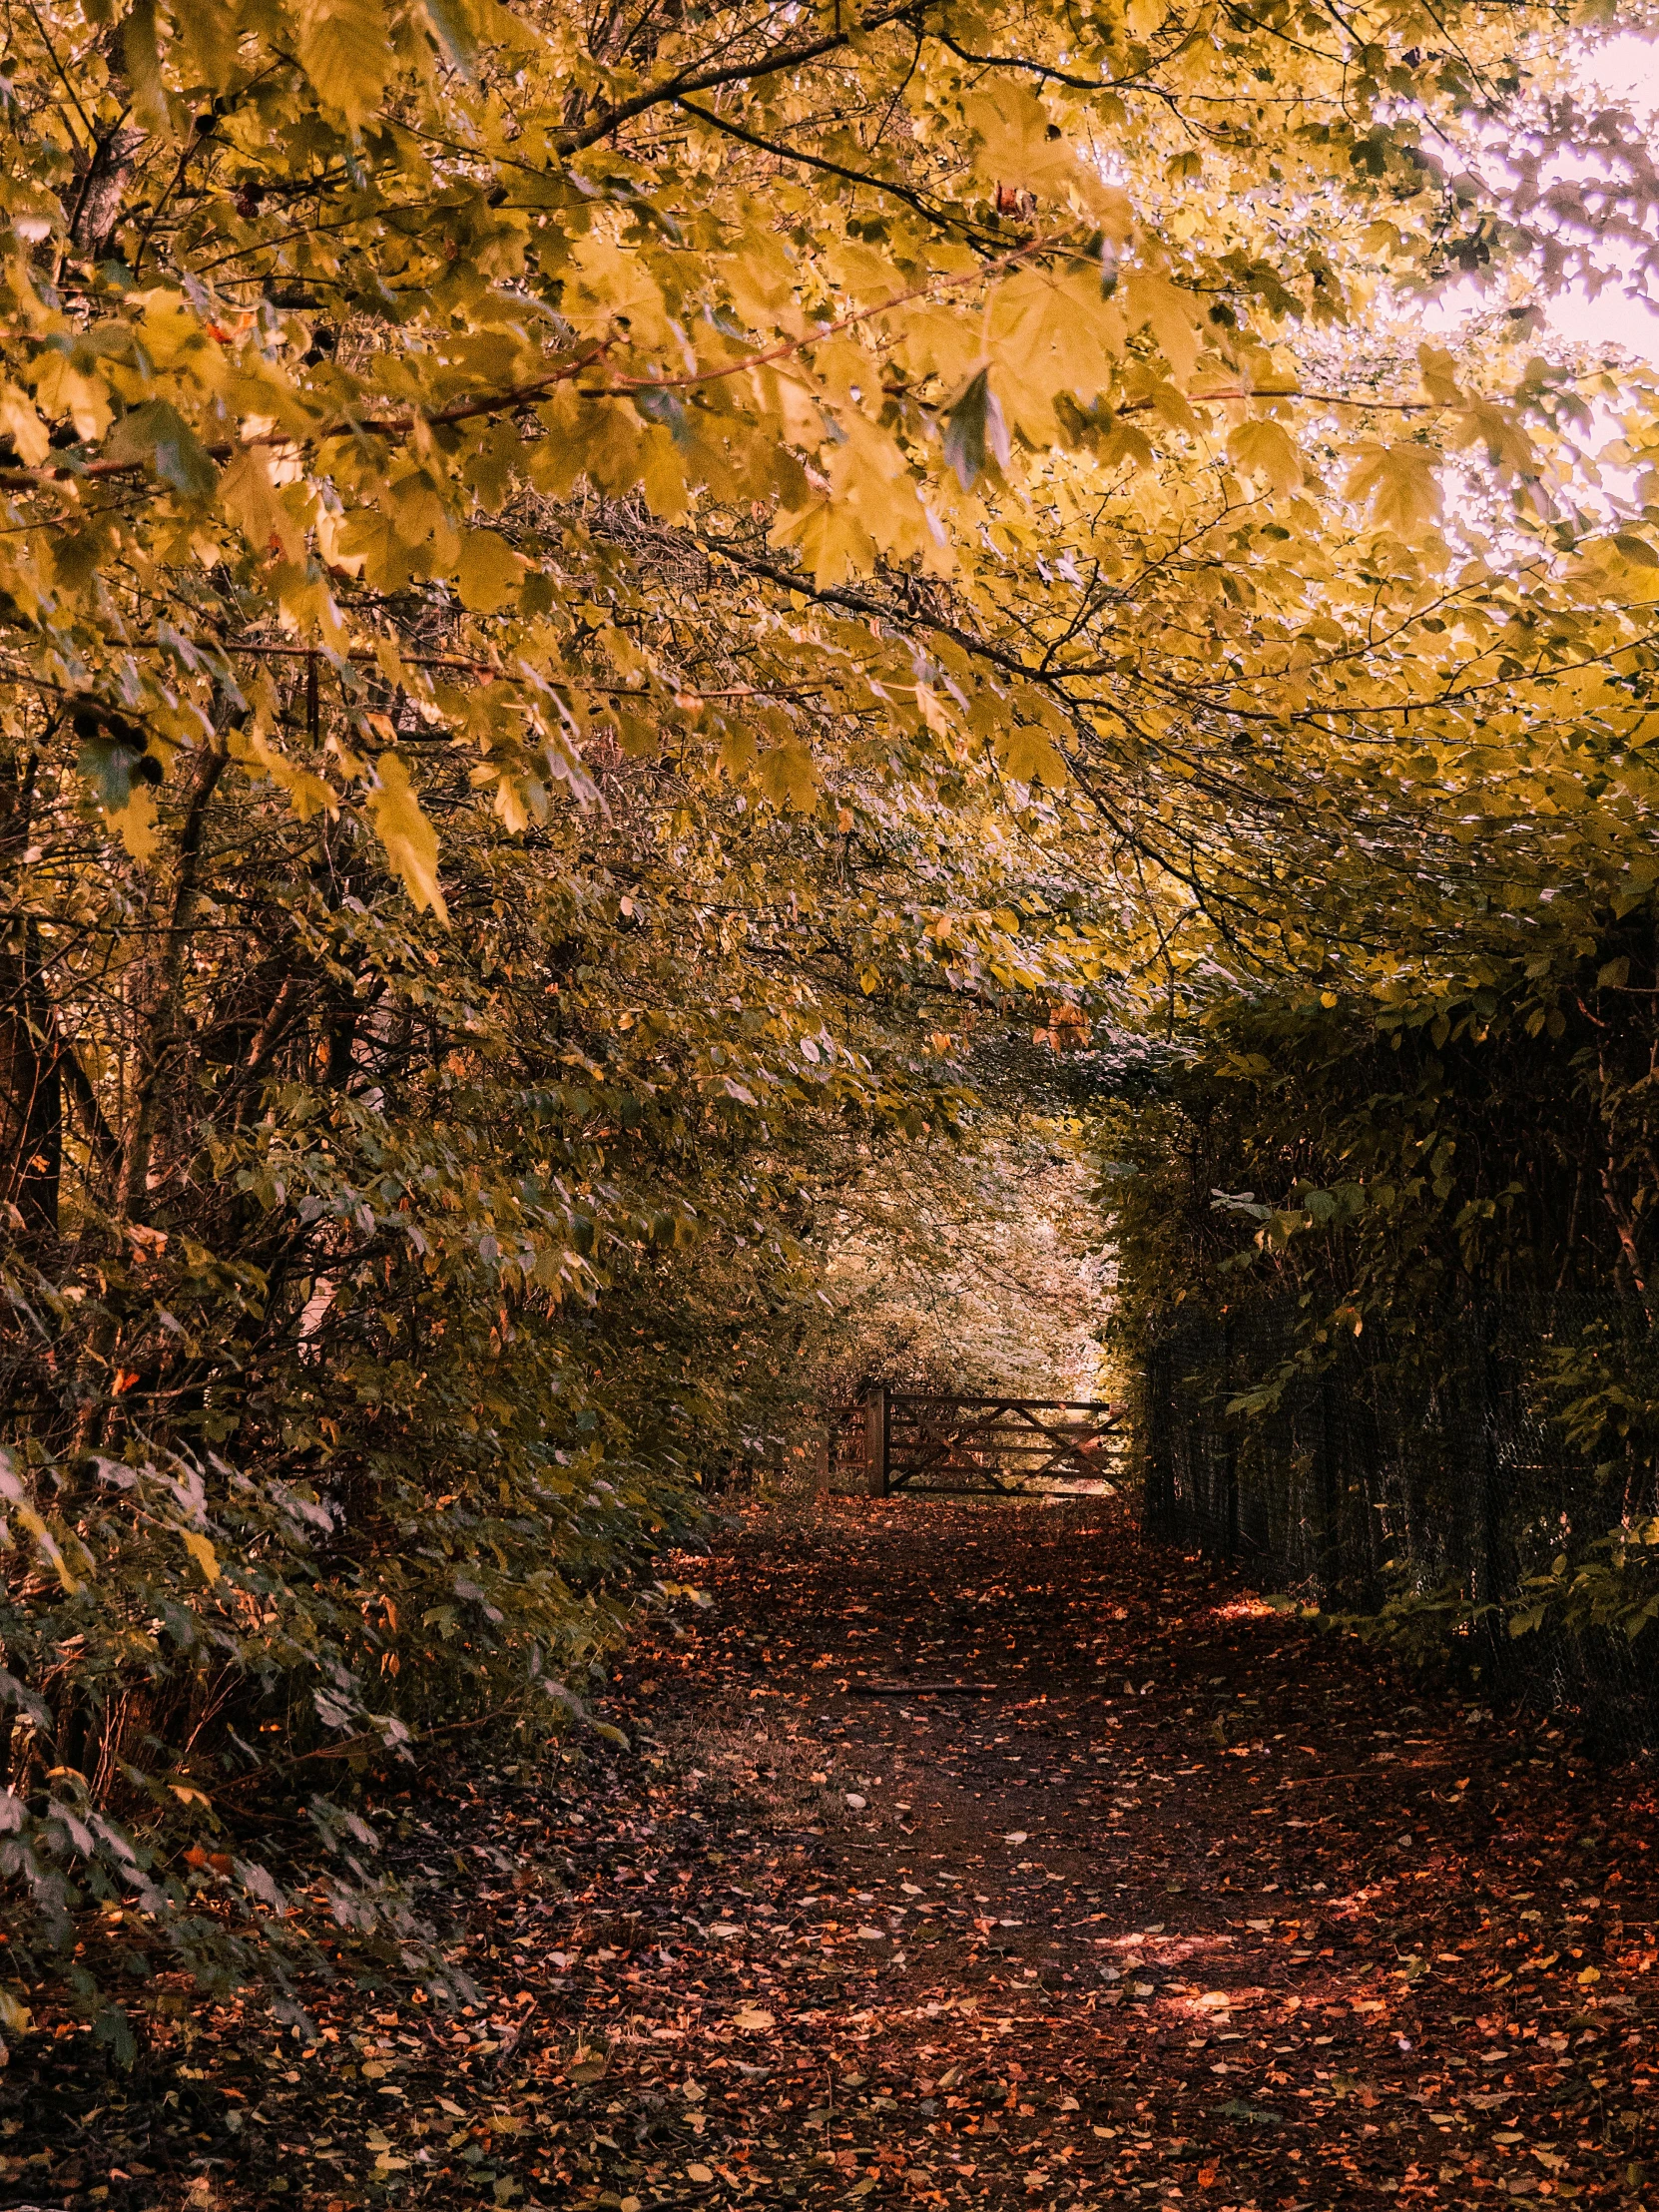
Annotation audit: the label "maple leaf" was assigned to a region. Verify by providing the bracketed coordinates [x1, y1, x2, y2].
[221, 447, 304, 564]
[1123, 269, 1207, 387]
[366, 752, 449, 919]
[296, 0, 394, 127]
[1345, 439, 1441, 536]
[1228, 418, 1305, 496]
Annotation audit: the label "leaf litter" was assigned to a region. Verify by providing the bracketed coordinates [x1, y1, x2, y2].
[5, 1495, 1658, 2209]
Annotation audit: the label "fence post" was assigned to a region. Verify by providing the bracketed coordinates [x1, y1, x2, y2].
[864, 1385, 888, 1497]
[1221, 1316, 1239, 1559]
[1144, 1345, 1172, 1535]
[1318, 1368, 1339, 1599]
[1472, 1297, 1502, 1610]
[813, 1425, 830, 1498]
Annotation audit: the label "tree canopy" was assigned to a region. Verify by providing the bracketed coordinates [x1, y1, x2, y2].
[4, 0, 1659, 2046]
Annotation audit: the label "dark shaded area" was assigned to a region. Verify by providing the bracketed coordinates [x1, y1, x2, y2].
[1144, 1296, 1659, 1755]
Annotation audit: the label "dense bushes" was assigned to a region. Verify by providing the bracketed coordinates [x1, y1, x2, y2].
[1098, 925, 1659, 1706]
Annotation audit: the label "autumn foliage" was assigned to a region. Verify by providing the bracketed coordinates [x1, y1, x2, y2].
[1, 0, 1658, 2056]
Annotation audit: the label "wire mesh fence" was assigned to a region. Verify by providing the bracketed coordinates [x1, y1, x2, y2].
[1142, 1294, 1659, 1753]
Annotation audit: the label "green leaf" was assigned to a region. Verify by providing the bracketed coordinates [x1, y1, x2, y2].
[80, 731, 139, 812]
[631, 385, 692, 449]
[942, 367, 1008, 492]
[422, 0, 479, 74]
[109, 402, 219, 501]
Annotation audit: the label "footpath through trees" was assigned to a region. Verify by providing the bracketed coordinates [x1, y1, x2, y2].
[16, 1499, 1656, 2208]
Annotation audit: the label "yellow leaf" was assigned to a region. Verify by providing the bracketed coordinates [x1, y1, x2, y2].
[230, 731, 338, 821]
[367, 753, 449, 920]
[733, 2006, 776, 2030]
[110, 787, 160, 865]
[182, 1530, 220, 1582]
[768, 498, 873, 587]
[456, 528, 524, 613]
[32, 353, 112, 442]
[123, 0, 172, 132]
[0, 1988, 32, 2039]
[1227, 417, 1305, 496]
[824, 240, 904, 306]
[718, 725, 759, 779]
[1455, 398, 1535, 479]
[561, 235, 675, 351]
[15, 1505, 79, 1593]
[481, 768, 531, 833]
[988, 267, 1125, 440]
[964, 84, 1132, 230]
[915, 684, 953, 740]
[825, 413, 927, 557]
[0, 384, 49, 467]
[221, 447, 304, 564]
[758, 741, 819, 813]
[892, 303, 982, 393]
[1345, 440, 1441, 538]
[722, 230, 802, 334]
[997, 724, 1068, 789]
[1123, 269, 1206, 387]
[172, 0, 241, 89]
[295, 0, 394, 129]
[1417, 343, 1463, 405]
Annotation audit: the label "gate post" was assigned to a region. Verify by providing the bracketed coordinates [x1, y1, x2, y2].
[864, 1385, 888, 1497]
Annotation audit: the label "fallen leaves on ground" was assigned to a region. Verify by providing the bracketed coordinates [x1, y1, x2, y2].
[5, 1498, 1658, 2209]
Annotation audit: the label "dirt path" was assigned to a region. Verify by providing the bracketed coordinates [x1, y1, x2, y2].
[10, 1498, 1659, 2211]
[541, 1498, 1658, 2210]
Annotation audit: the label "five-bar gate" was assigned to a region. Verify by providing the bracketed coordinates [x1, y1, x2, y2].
[829, 1388, 1122, 1496]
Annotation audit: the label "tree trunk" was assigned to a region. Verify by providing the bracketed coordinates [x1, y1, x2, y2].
[0, 743, 58, 1241]
[118, 747, 228, 1223]
[0, 922, 61, 1240]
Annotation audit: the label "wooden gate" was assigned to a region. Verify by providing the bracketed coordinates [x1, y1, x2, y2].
[828, 1389, 1122, 1496]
